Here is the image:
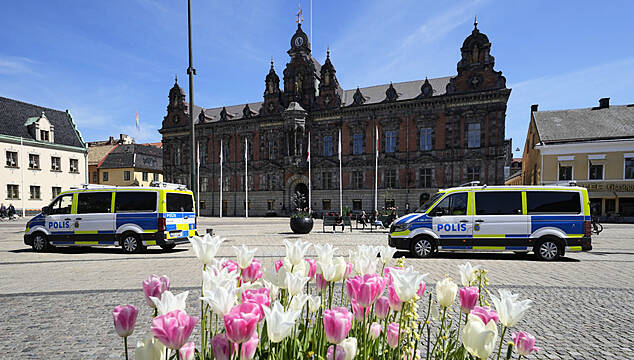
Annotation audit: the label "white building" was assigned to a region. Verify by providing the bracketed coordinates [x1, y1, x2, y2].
[0, 96, 87, 215]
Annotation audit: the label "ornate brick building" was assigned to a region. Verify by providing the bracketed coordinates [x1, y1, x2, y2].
[159, 21, 512, 216]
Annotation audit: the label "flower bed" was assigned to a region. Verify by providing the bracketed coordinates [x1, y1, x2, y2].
[111, 235, 540, 360]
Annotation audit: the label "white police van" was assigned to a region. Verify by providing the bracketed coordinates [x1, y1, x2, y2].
[24, 182, 196, 253]
[388, 183, 593, 261]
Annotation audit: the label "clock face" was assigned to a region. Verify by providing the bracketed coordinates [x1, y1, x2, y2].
[294, 36, 304, 47]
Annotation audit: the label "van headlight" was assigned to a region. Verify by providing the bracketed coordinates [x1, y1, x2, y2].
[392, 223, 411, 232]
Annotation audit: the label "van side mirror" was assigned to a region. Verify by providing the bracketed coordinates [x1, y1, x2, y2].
[41, 206, 49, 215]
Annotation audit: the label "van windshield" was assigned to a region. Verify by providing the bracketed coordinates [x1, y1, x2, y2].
[166, 193, 194, 212]
[414, 192, 445, 213]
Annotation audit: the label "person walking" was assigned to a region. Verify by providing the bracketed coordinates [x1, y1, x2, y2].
[0, 203, 6, 218]
[7, 203, 15, 218]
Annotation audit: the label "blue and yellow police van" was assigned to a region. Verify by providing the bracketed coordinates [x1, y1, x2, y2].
[388, 183, 593, 261]
[24, 182, 196, 253]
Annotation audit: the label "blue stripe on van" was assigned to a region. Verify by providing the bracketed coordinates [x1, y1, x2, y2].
[116, 213, 158, 230]
[530, 215, 584, 234]
[439, 235, 473, 238]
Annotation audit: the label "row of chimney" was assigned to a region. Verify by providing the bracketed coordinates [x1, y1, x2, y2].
[531, 97, 612, 112]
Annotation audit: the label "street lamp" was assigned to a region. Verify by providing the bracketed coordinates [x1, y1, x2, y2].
[187, 0, 198, 211]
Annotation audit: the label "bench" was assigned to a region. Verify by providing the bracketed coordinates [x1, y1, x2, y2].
[370, 215, 393, 232]
[355, 214, 370, 230]
[323, 215, 353, 232]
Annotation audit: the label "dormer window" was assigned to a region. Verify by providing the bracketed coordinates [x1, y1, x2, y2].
[40, 130, 49, 141]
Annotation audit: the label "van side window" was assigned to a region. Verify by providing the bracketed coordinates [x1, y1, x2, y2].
[115, 192, 157, 212]
[77, 192, 112, 214]
[166, 193, 194, 212]
[475, 192, 522, 215]
[527, 191, 580, 214]
[431, 192, 467, 216]
[49, 194, 73, 215]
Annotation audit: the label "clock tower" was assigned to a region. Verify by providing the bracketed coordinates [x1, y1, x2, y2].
[282, 23, 319, 110]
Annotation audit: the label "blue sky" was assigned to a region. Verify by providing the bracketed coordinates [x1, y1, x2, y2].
[1, 0, 633, 157]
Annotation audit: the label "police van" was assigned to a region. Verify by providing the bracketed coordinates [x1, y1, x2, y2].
[388, 183, 592, 261]
[24, 182, 196, 253]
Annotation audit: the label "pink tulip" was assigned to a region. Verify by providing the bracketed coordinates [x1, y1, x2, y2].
[112, 304, 138, 337]
[240, 332, 259, 360]
[151, 310, 199, 350]
[375, 296, 390, 319]
[224, 303, 261, 344]
[388, 285, 402, 312]
[142, 274, 170, 308]
[274, 259, 284, 272]
[211, 333, 234, 360]
[222, 259, 239, 274]
[459, 287, 479, 314]
[369, 322, 381, 339]
[345, 274, 386, 307]
[242, 288, 271, 321]
[305, 258, 317, 278]
[386, 322, 400, 348]
[471, 306, 499, 325]
[242, 259, 263, 283]
[322, 307, 353, 344]
[344, 262, 354, 279]
[179, 341, 196, 360]
[512, 331, 540, 356]
[383, 267, 397, 286]
[316, 273, 328, 292]
[350, 299, 370, 321]
[417, 281, 426, 298]
[326, 345, 346, 360]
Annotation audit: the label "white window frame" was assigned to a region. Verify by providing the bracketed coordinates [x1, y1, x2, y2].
[624, 153, 634, 180]
[467, 123, 481, 148]
[558, 161, 574, 181]
[588, 160, 605, 181]
[420, 128, 432, 151]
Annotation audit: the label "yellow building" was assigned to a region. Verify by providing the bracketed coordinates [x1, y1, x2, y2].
[97, 144, 163, 186]
[521, 98, 634, 220]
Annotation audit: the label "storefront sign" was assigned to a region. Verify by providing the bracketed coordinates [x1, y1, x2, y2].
[578, 182, 634, 192]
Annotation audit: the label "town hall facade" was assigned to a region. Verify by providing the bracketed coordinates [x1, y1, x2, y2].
[159, 21, 512, 216]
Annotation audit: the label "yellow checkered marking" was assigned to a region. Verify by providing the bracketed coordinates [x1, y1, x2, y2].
[568, 246, 582, 251]
[390, 230, 411, 237]
[74, 241, 99, 245]
[473, 234, 506, 238]
[145, 241, 157, 245]
[176, 223, 189, 231]
[74, 230, 98, 234]
[568, 234, 584, 238]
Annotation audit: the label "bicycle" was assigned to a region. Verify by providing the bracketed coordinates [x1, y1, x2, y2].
[591, 217, 603, 235]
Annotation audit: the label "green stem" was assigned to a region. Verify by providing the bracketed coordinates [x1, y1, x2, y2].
[123, 337, 128, 360]
[440, 307, 447, 360]
[496, 326, 507, 360]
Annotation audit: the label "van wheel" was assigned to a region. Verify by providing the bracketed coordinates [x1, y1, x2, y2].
[32, 232, 50, 252]
[121, 233, 145, 254]
[534, 237, 562, 261]
[160, 243, 176, 251]
[411, 236, 434, 258]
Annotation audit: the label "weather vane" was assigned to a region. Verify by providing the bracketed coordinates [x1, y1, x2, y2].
[296, 4, 303, 24]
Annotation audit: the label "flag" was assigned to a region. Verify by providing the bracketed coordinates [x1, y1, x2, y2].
[135, 112, 140, 132]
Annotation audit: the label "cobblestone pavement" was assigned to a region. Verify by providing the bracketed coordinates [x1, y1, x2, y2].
[0, 218, 633, 359]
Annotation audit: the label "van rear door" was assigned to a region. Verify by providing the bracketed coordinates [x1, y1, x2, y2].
[165, 192, 196, 238]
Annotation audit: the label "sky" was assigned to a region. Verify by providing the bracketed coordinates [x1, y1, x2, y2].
[1, 0, 633, 157]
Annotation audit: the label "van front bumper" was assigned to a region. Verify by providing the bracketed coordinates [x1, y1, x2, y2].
[24, 233, 32, 246]
[388, 235, 411, 250]
[566, 236, 592, 252]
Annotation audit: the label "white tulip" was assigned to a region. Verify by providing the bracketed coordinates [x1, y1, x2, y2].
[340, 337, 358, 360]
[377, 246, 398, 264]
[262, 301, 301, 343]
[307, 295, 321, 313]
[435, 277, 459, 308]
[150, 290, 188, 315]
[282, 256, 309, 276]
[263, 264, 288, 290]
[289, 294, 310, 312]
[314, 243, 337, 264]
[233, 245, 257, 269]
[202, 266, 238, 294]
[490, 289, 532, 327]
[458, 262, 480, 287]
[200, 285, 236, 318]
[189, 234, 224, 265]
[320, 257, 347, 282]
[262, 279, 280, 300]
[283, 239, 312, 266]
[285, 271, 310, 296]
[462, 313, 498, 359]
[349, 246, 378, 275]
[390, 266, 429, 302]
[135, 333, 166, 360]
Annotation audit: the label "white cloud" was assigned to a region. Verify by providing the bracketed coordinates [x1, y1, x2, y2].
[0, 56, 38, 75]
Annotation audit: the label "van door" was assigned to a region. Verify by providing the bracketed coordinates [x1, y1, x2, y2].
[165, 192, 196, 239]
[472, 191, 528, 249]
[73, 191, 115, 244]
[429, 192, 472, 247]
[46, 193, 74, 244]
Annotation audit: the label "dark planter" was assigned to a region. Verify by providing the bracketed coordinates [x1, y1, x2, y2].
[290, 217, 313, 234]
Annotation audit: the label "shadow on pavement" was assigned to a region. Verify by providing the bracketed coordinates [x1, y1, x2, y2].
[9, 247, 189, 255]
[394, 251, 580, 262]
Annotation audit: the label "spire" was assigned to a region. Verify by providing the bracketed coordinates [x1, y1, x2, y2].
[326, 46, 330, 60]
[174, 74, 178, 83]
[296, 3, 303, 25]
[270, 57, 274, 70]
[474, 15, 478, 30]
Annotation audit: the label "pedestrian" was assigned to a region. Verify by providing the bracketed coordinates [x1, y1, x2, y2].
[7, 203, 15, 218]
[0, 203, 6, 218]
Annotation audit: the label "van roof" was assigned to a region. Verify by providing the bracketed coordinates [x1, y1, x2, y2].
[439, 185, 587, 192]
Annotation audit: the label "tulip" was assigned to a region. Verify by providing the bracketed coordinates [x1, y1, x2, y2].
[350, 299, 370, 321]
[189, 234, 224, 265]
[224, 303, 261, 344]
[283, 238, 312, 266]
[417, 281, 426, 298]
[512, 331, 540, 356]
[289, 293, 310, 312]
[378, 246, 397, 264]
[142, 274, 170, 308]
[233, 245, 257, 269]
[388, 285, 402, 312]
[386, 322, 400, 348]
[344, 262, 354, 280]
[491, 289, 532, 327]
[262, 301, 301, 343]
[134, 333, 166, 360]
[241, 259, 263, 283]
[345, 273, 386, 307]
[323, 307, 353, 344]
[203, 265, 239, 294]
[240, 332, 259, 360]
[369, 322, 381, 339]
[283, 256, 310, 276]
[314, 243, 337, 264]
[307, 295, 321, 313]
[200, 285, 237, 318]
[462, 313, 498, 359]
[458, 262, 480, 287]
[319, 257, 347, 282]
[305, 258, 317, 278]
[150, 290, 188, 315]
[390, 266, 429, 302]
[112, 304, 138, 338]
[151, 310, 199, 350]
[326, 345, 345, 360]
[274, 259, 284, 272]
[222, 259, 240, 274]
[459, 287, 480, 314]
[435, 277, 458, 308]
[211, 333, 234, 360]
[179, 341, 196, 360]
[316, 273, 329, 292]
[471, 306, 499, 325]
[339, 337, 358, 360]
[285, 271, 310, 296]
[375, 296, 390, 319]
[263, 264, 287, 290]
[348, 247, 377, 275]
[262, 279, 280, 301]
[242, 287, 271, 308]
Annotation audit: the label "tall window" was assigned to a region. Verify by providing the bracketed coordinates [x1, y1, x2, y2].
[124, 171, 131, 181]
[467, 123, 481, 148]
[92, 172, 98, 182]
[200, 177, 209, 192]
[29, 154, 40, 169]
[322, 172, 332, 190]
[323, 136, 333, 157]
[352, 171, 364, 189]
[385, 169, 396, 188]
[153, 173, 159, 181]
[103, 171, 109, 181]
[267, 200, 275, 211]
[69, 159, 79, 173]
[268, 139, 276, 159]
[174, 147, 181, 166]
[142, 172, 149, 181]
[7, 184, 19, 199]
[420, 128, 432, 151]
[558, 163, 572, 181]
[626, 158, 634, 179]
[589, 161, 603, 180]
[353, 134, 364, 155]
[29, 186, 41, 200]
[466, 166, 480, 182]
[6, 151, 18, 167]
[385, 130, 397, 153]
[200, 142, 208, 164]
[322, 199, 332, 210]
[419, 168, 432, 188]
[352, 199, 362, 211]
[51, 156, 61, 171]
[40, 130, 49, 141]
[52, 186, 61, 199]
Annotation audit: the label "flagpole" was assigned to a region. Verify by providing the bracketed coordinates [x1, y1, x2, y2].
[245, 138, 248, 219]
[196, 141, 200, 215]
[308, 132, 311, 214]
[338, 128, 342, 215]
[374, 125, 378, 213]
[219, 139, 223, 218]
